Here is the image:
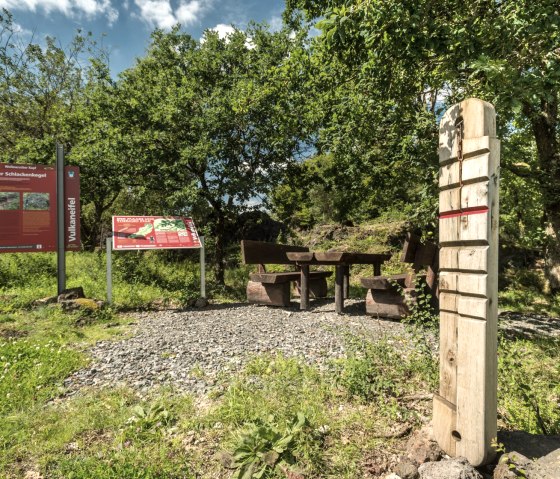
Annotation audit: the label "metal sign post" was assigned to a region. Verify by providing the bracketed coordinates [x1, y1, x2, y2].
[56, 143, 66, 294]
[200, 236, 206, 298]
[106, 236, 112, 304]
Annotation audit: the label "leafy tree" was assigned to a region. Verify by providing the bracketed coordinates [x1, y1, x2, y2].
[0, 8, 97, 163]
[116, 24, 314, 282]
[285, 0, 560, 291]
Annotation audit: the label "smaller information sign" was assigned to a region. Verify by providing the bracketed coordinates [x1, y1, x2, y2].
[112, 216, 201, 250]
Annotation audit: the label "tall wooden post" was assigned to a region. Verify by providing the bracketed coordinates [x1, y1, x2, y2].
[433, 99, 500, 466]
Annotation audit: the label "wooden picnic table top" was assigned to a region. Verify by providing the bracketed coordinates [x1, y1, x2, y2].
[286, 251, 391, 265]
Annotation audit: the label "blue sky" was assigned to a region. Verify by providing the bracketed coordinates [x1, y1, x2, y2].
[1, 0, 287, 75]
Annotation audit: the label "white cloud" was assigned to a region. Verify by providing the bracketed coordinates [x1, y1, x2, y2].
[134, 0, 208, 29]
[209, 23, 234, 39]
[268, 15, 282, 32]
[0, 0, 119, 24]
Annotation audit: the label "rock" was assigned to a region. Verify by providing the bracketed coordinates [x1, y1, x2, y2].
[33, 296, 57, 307]
[406, 426, 443, 465]
[418, 457, 482, 479]
[493, 450, 530, 479]
[194, 297, 208, 308]
[526, 448, 560, 479]
[57, 287, 85, 302]
[497, 431, 560, 460]
[394, 460, 419, 479]
[384, 474, 402, 479]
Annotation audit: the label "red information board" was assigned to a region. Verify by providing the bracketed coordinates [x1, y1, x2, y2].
[112, 216, 201, 250]
[0, 163, 80, 253]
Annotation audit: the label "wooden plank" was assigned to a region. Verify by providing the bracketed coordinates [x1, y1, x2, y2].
[440, 272, 487, 296]
[241, 240, 308, 265]
[439, 292, 459, 313]
[364, 288, 412, 319]
[458, 296, 488, 320]
[439, 212, 491, 244]
[438, 99, 496, 165]
[439, 312, 458, 401]
[456, 317, 497, 466]
[314, 252, 391, 264]
[249, 272, 301, 284]
[439, 182, 490, 214]
[412, 242, 437, 269]
[286, 251, 315, 262]
[246, 281, 290, 306]
[440, 246, 488, 272]
[360, 273, 409, 290]
[433, 394, 458, 457]
[400, 232, 421, 263]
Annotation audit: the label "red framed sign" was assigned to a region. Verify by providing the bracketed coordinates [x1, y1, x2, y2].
[0, 163, 80, 253]
[112, 216, 201, 250]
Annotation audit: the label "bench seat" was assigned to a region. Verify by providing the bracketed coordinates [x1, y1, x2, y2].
[360, 273, 426, 290]
[250, 270, 331, 284]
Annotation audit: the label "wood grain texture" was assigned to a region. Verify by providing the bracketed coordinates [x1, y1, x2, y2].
[436, 98, 499, 467]
[433, 394, 458, 457]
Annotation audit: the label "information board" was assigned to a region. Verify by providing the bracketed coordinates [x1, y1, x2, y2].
[0, 163, 80, 253]
[112, 216, 201, 250]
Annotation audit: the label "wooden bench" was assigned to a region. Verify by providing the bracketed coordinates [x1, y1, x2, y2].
[360, 233, 438, 319]
[241, 240, 332, 307]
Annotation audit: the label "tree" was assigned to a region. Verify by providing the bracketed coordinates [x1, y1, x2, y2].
[116, 24, 314, 283]
[285, 0, 560, 291]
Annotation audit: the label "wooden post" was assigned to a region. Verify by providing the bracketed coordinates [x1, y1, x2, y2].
[343, 265, 350, 299]
[434, 98, 499, 466]
[335, 265, 344, 314]
[300, 264, 310, 310]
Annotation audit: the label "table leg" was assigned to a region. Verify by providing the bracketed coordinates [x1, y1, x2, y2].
[374, 262, 381, 276]
[335, 265, 344, 314]
[343, 265, 350, 299]
[300, 264, 310, 310]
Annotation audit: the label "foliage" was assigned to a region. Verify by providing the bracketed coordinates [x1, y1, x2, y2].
[498, 336, 560, 435]
[224, 412, 308, 479]
[333, 335, 438, 404]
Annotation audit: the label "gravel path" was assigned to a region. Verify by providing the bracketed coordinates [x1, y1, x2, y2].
[63, 300, 559, 396]
[64, 300, 407, 395]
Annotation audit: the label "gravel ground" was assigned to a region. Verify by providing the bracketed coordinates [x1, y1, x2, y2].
[64, 299, 408, 395]
[63, 300, 559, 396]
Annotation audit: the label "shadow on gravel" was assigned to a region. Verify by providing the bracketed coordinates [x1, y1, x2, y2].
[499, 311, 560, 339]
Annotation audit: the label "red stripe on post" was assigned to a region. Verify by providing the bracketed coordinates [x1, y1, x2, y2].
[439, 206, 489, 219]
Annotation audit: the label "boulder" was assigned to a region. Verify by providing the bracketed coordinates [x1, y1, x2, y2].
[406, 426, 444, 465]
[57, 287, 85, 302]
[33, 296, 57, 307]
[493, 451, 530, 479]
[394, 460, 419, 479]
[194, 297, 209, 308]
[418, 457, 482, 479]
[497, 431, 560, 459]
[526, 448, 560, 479]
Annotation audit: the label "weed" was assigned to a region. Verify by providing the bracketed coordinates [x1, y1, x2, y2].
[222, 412, 309, 479]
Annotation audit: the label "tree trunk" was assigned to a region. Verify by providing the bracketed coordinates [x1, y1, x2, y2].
[214, 213, 226, 285]
[530, 96, 560, 293]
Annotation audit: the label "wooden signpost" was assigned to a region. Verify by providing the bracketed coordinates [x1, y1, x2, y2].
[433, 98, 500, 466]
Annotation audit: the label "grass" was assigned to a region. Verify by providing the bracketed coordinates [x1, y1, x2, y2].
[1, 250, 559, 477]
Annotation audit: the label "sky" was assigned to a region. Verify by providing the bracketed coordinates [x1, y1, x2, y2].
[1, 0, 287, 76]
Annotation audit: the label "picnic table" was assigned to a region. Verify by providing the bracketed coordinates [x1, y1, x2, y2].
[286, 251, 391, 314]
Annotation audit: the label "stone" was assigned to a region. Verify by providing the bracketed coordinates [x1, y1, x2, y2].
[493, 450, 530, 479]
[33, 296, 57, 307]
[394, 460, 419, 479]
[57, 287, 85, 302]
[418, 457, 483, 479]
[526, 448, 560, 479]
[497, 431, 560, 460]
[406, 426, 444, 465]
[194, 297, 208, 308]
[384, 474, 402, 479]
